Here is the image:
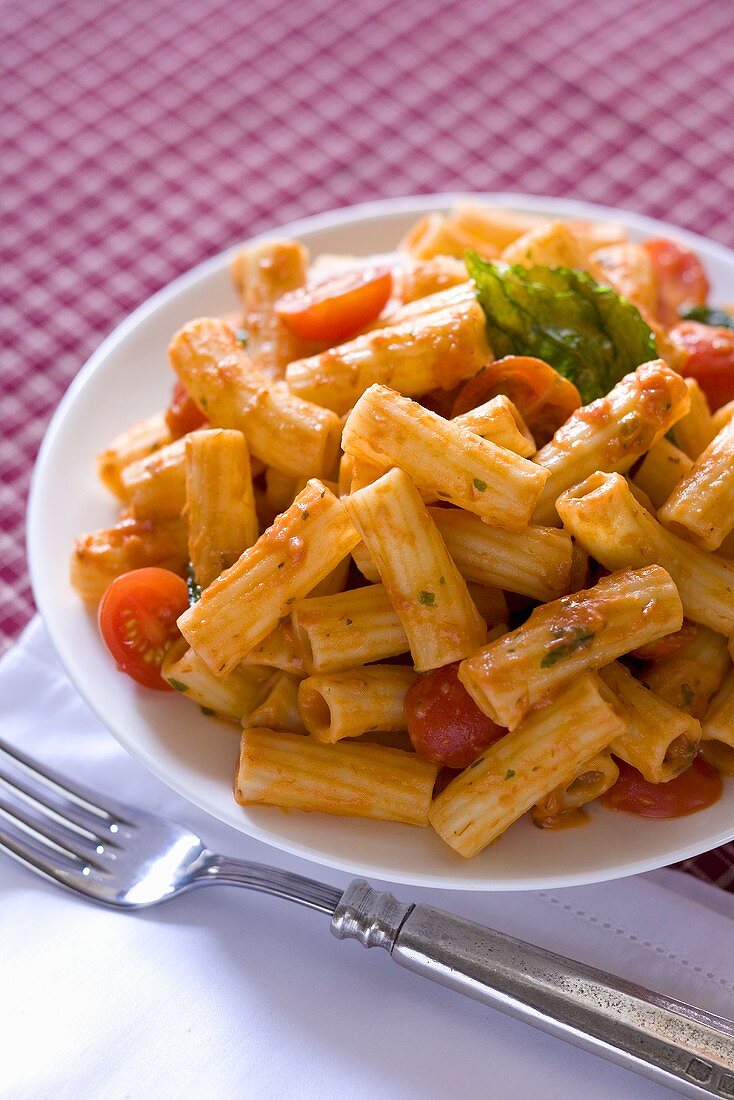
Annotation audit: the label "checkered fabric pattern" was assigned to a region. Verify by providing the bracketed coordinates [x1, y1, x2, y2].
[3, 0, 734, 885]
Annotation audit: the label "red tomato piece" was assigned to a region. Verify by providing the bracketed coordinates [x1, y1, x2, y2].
[165, 380, 207, 439]
[274, 268, 392, 343]
[600, 756, 722, 819]
[643, 238, 709, 326]
[667, 321, 734, 411]
[98, 567, 189, 690]
[451, 355, 581, 445]
[404, 662, 506, 769]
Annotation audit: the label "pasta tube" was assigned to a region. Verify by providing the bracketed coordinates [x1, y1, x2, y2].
[658, 418, 734, 550]
[70, 518, 188, 603]
[343, 469, 487, 671]
[631, 438, 692, 509]
[668, 378, 715, 459]
[247, 672, 307, 734]
[598, 662, 701, 782]
[429, 673, 626, 857]
[502, 220, 600, 277]
[641, 625, 730, 718]
[532, 360, 690, 525]
[169, 318, 341, 479]
[241, 618, 306, 676]
[161, 643, 274, 722]
[531, 752, 619, 828]
[701, 670, 734, 773]
[397, 256, 470, 302]
[453, 395, 536, 457]
[285, 298, 491, 414]
[402, 205, 545, 259]
[236, 728, 438, 826]
[297, 665, 417, 742]
[119, 437, 187, 522]
[230, 238, 309, 377]
[342, 385, 547, 530]
[458, 565, 682, 729]
[293, 584, 410, 673]
[97, 413, 172, 498]
[178, 480, 360, 676]
[556, 472, 734, 636]
[428, 507, 573, 603]
[185, 429, 258, 589]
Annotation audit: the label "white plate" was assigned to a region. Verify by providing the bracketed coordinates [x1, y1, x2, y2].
[27, 193, 734, 890]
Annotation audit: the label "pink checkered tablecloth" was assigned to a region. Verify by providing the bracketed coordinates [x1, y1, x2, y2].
[3, 0, 734, 887]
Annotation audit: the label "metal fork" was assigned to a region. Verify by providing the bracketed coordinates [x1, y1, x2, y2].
[2, 735, 734, 1100]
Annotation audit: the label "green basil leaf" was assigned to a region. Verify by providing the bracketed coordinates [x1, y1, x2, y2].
[466, 253, 657, 403]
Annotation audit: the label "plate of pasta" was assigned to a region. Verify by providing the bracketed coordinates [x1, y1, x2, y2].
[27, 193, 734, 889]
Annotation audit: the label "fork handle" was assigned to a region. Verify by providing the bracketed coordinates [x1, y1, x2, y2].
[331, 880, 734, 1098]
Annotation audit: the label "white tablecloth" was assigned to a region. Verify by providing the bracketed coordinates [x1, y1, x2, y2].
[3, 618, 734, 1100]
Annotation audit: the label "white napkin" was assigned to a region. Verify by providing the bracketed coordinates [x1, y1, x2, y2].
[3, 619, 734, 1100]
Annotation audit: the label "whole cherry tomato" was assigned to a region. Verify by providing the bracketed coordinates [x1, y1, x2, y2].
[404, 662, 506, 769]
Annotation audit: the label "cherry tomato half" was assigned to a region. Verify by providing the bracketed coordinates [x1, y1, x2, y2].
[274, 268, 392, 343]
[600, 756, 721, 819]
[98, 567, 189, 690]
[667, 321, 734, 411]
[165, 380, 207, 439]
[404, 662, 506, 769]
[643, 238, 709, 326]
[451, 355, 581, 445]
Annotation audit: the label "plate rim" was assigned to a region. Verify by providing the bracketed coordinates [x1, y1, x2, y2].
[27, 191, 734, 890]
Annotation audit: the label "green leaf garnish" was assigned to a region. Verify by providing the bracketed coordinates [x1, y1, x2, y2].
[505, 769, 516, 779]
[200, 705, 215, 716]
[473, 478, 487, 492]
[419, 590, 436, 606]
[466, 253, 657, 403]
[540, 629, 596, 668]
[680, 306, 734, 330]
[168, 679, 189, 693]
[186, 563, 202, 605]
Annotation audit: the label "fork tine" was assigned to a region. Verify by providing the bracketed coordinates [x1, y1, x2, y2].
[0, 807, 89, 886]
[0, 782, 111, 868]
[0, 736, 130, 834]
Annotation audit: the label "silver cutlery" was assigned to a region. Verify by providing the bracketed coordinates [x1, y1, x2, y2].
[1, 732, 733, 1099]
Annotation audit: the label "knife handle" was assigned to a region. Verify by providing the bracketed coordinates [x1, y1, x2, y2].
[331, 880, 734, 1099]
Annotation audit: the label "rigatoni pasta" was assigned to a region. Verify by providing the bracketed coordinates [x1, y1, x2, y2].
[458, 566, 682, 730]
[343, 468, 487, 671]
[342, 384, 547, 530]
[532, 360, 689, 525]
[429, 673, 626, 857]
[75, 203, 734, 858]
[236, 728, 438, 826]
[179, 480, 360, 675]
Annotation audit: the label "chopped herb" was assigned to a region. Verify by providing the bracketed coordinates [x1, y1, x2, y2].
[320, 489, 326, 498]
[438, 576, 446, 586]
[680, 305, 734, 329]
[680, 683, 696, 708]
[277, 561, 284, 569]
[505, 769, 516, 780]
[466, 253, 656, 403]
[285, 597, 295, 606]
[540, 628, 596, 668]
[186, 564, 201, 605]
[473, 478, 487, 492]
[301, 510, 310, 521]
[200, 396, 208, 411]
[468, 756, 484, 770]
[419, 590, 435, 606]
[234, 326, 249, 346]
[345, 618, 353, 626]
[168, 679, 189, 693]
[200, 705, 215, 716]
